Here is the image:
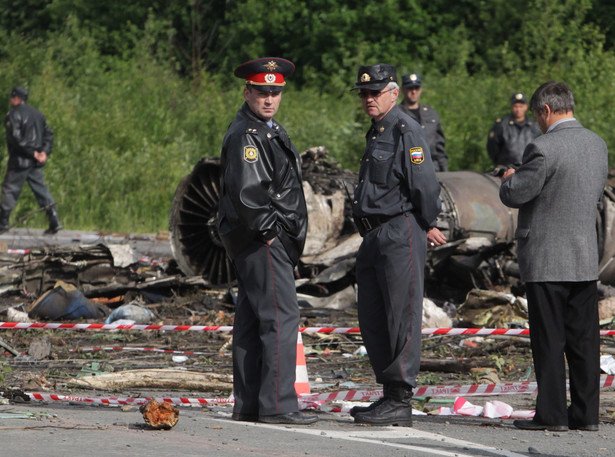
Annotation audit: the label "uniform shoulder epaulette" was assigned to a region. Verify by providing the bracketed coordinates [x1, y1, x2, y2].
[245, 119, 262, 136]
[397, 118, 413, 134]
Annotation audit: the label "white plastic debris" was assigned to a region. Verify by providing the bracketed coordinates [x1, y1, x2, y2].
[600, 355, 615, 375]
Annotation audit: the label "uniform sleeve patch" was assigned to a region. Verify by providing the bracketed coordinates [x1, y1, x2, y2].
[244, 146, 258, 163]
[409, 147, 424, 164]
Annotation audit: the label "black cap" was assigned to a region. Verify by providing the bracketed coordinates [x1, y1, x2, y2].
[234, 57, 295, 93]
[352, 64, 397, 91]
[9, 86, 28, 101]
[402, 73, 422, 88]
[511, 92, 527, 104]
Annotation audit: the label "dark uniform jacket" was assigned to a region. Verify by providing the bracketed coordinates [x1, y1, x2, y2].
[218, 103, 308, 265]
[487, 114, 540, 167]
[398, 103, 448, 171]
[353, 105, 441, 230]
[4, 102, 53, 169]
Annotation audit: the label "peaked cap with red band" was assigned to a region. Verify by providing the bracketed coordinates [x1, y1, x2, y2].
[234, 57, 295, 93]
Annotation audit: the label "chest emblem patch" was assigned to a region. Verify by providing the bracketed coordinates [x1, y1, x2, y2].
[409, 147, 424, 164]
[244, 146, 258, 163]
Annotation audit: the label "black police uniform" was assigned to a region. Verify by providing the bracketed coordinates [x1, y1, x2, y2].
[353, 104, 441, 388]
[350, 65, 441, 426]
[2, 87, 61, 233]
[487, 93, 541, 167]
[398, 103, 448, 171]
[217, 58, 310, 422]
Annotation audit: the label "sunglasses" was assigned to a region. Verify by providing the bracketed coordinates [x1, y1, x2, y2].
[358, 88, 395, 99]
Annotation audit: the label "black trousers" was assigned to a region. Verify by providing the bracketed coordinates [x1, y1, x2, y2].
[355, 213, 427, 388]
[232, 238, 300, 417]
[525, 281, 600, 427]
[1, 166, 55, 212]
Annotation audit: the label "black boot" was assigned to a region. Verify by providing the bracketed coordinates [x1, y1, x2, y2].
[44, 206, 63, 235]
[0, 209, 10, 233]
[350, 384, 390, 417]
[354, 383, 413, 426]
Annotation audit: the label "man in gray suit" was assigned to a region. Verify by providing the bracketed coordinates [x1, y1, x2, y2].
[499, 81, 607, 432]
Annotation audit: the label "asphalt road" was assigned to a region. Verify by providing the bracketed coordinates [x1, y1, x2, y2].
[0, 402, 612, 457]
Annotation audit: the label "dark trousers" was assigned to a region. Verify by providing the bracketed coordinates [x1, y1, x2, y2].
[525, 281, 600, 427]
[355, 213, 427, 388]
[1, 166, 55, 212]
[232, 238, 300, 417]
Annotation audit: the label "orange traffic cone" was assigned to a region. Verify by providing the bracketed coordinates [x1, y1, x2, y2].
[294, 331, 310, 395]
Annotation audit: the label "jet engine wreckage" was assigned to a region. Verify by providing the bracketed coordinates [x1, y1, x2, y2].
[168, 146, 615, 325]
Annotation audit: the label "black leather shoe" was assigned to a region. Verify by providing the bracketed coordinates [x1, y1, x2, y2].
[570, 424, 599, 432]
[513, 419, 568, 432]
[232, 412, 258, 422]
[350, 397, 386, 417]
[259, 412, 318, 425]
[354, 398, 412, 426]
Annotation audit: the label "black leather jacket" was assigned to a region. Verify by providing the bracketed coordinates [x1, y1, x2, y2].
[4, 102, 54, 169]
[217, 103, 308, 265]
[487, 114, 540, 167]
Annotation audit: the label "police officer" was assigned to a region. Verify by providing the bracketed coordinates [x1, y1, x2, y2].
[350, 64, 446, 426]
[487, 91, 541, 167]
[217, 57, 317, 425]
[2, 86, 62, 234]
[398, 73, 448, 171]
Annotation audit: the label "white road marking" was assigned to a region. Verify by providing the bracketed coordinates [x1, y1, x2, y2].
[213, 416, 528, 457]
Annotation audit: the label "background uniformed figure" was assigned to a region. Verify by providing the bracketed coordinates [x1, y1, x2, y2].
[349, 64, 446, 426]
[398, 73, 448, 171]
[2, 86, 62, 234]
[217, 57, 317, 425]
[487, 91, 541, 167]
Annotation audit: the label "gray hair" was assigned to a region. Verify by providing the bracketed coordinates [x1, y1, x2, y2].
[387, 81, 400, 91]
[529, 81, 575, 115]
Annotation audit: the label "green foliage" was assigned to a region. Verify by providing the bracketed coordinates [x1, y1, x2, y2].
[0, 1, 614, 232]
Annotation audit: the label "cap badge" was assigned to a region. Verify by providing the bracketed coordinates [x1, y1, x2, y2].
[244, 146, 259, 163]
[264, 74, 276, 83]
[410, 74, 417, 81]
[264, 61, 279, 71]
[409, 147, 424, 164]
[515, 93, 523, 100]
[360, 73, 371, 82]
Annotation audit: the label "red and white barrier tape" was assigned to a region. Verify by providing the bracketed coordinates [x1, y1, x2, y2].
[0, 322, 613, 336]
[26, 393, 233, 406]
[25, 376, 614, 408]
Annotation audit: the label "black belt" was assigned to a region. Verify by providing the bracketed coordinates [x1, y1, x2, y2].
[355, 214, 400, 236]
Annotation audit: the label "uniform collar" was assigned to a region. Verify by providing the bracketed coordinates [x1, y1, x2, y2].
[370, 106, 399, 135]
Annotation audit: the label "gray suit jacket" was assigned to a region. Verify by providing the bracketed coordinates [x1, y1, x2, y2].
[499, 119, 608, 282]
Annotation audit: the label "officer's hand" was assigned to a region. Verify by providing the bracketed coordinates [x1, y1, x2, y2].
[500, 168, 515, 181]
[427, 227, 446, 248]
[34, 151, 48, 164]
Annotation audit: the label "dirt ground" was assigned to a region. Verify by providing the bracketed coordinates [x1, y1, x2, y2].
[0, 289, 613, 424]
